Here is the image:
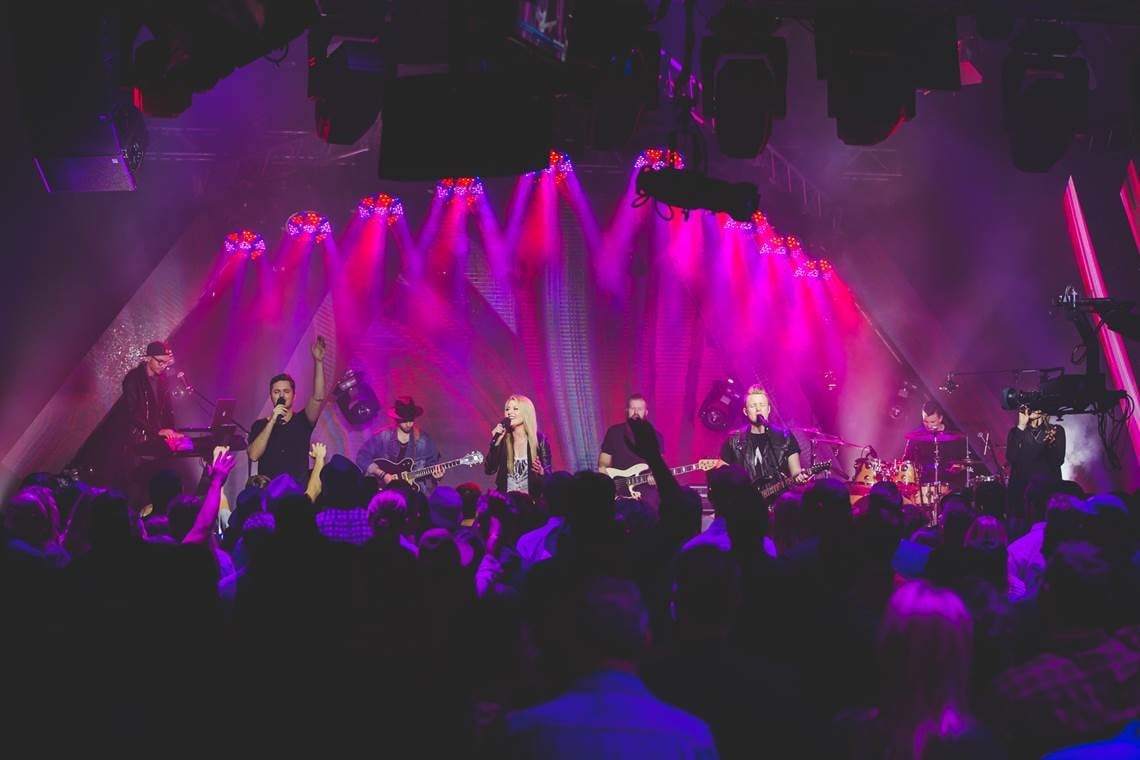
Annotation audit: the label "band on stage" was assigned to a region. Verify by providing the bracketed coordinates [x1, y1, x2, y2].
[116, 337, 1069, 520]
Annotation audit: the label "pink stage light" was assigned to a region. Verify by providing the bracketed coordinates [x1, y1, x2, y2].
[784, 235, 805, 257]
[285, 211, 331, 241]
[794, 259, 833, 279]
[633, 148, 685, 171]
[759, 235, 788, 255]
[223, 229, 266, 260]
[357, 193, 405, 225]
[436, 177, 485, 203]
[541, 150, 574, 180]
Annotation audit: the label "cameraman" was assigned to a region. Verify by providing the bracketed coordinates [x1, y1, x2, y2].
[1006, 405, 1066, 517]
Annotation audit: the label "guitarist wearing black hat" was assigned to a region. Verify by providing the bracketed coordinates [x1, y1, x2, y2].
[355, 396, 445, 497]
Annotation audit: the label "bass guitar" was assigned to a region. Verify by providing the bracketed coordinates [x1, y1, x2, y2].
[604, 459, 725, 499]
[371, 451, 485, 492]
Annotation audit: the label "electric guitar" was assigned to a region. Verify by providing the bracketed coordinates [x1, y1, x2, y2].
[371, 451, 485, 492]
[754, 461, 832, 502]
[605, 459, 725, 499]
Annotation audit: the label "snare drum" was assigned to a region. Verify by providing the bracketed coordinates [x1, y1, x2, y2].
[891, 460, 919, 489]
[851, 458, 884, 488]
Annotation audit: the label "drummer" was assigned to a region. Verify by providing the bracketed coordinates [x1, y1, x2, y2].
[901, 400, 970, 489]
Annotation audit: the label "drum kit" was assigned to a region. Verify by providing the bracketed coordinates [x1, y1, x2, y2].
[799, 426, 1003, 524]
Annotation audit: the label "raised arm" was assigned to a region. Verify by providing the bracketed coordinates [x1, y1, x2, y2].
[305, 336, 327, 424]
[183, 449, 237, 544]
[306, 442, 328, 502]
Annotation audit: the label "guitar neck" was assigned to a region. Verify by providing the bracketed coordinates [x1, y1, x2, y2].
[626, 461, 707, 487]
[408, 458, 466, 480]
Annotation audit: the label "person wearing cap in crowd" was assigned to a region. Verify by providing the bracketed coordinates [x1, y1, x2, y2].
[354, 396, 445, 498]
[120, 340, 188, 506]
[247, 337, 328, 487]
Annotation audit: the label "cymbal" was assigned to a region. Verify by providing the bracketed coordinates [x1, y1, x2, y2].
[793, 428, 862, 447]
[904, 430, 964, 443]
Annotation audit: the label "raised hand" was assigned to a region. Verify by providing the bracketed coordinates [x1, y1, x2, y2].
[311, 335, 327, 362]
[626, 417, 662, 462]
[209, 449, 237, 482]
[309, 441, 327, 461]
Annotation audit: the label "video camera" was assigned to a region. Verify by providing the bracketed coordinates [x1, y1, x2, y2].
[1000, 373, 1124, 416]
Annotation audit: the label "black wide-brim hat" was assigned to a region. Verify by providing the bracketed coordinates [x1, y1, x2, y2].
[388, 396, 425, 421]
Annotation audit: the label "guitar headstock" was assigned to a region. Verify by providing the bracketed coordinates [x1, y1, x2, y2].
[459, 451, 484, 466]
[806, 461, 832, 478]
[697, 458, 726, 471]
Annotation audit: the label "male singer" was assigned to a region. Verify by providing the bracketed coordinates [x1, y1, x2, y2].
[719, 384, 804, 486]
[247, 337, 327, 486]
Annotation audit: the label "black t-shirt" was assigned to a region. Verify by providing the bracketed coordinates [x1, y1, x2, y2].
[250, 412, 315, 486]
[719, 426, 801, 484]
[600, 421, 663, 472]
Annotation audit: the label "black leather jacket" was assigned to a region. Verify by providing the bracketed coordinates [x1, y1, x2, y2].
[485, 431, 553, 496]
[719, 425, 800, 485]
[123, 363, 175, 448]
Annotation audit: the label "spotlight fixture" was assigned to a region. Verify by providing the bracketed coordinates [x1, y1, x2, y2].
[1002, 22, 1088, 172]
[533, 150, 574, 182]
[223, 230, 266, 260]
[699, 378, 743, 431]
[634, 167, 759, 222]
[307, 12, 386, 145]
[357, 193, 404, 224]
[700, 7, 787, 158]
[723, 210, 769, 234]
[333, 369, 379, 425]
[435, 177, 485, 203]
[815, 11, 959, 146]
[633, 148, 686, 172]
[285, 211, 331, 241]
[793, 259, 833, 280]
[758, 236, 789, 255]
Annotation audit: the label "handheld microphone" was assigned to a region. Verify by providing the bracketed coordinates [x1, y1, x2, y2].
[274, 397, 286, 423]
[491, 417, 510, 446]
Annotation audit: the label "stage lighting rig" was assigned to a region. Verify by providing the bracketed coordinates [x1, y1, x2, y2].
[634, 167, 760, 222]
[1002, 22, 1088, 172]
[700, 5, 787, 158]
[814, 10, 959, 146]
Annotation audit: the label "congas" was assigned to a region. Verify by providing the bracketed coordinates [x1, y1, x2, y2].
[891, 460, 919, 490]
[851, 458, 884, 489]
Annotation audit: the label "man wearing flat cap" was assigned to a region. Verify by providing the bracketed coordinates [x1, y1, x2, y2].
[355, 396, 444, 497]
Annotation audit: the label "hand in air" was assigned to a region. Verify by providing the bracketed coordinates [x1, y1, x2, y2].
[209, 449, 237, 482]
[309, 442, 327, 461]
[626, 417, 662, 461]
[311, 336, 326, 362]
